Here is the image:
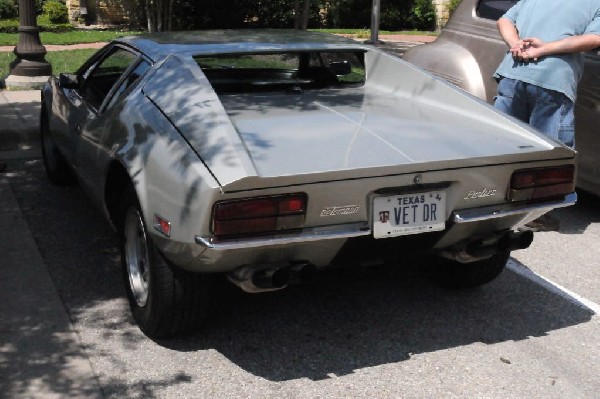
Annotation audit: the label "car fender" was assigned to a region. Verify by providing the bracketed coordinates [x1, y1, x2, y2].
[104, 92, 221, 262]
[403, 39, 487, 101]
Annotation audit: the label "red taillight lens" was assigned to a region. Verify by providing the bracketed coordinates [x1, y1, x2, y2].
[212, 194, 307, 237]
[509, 165, 575, 201]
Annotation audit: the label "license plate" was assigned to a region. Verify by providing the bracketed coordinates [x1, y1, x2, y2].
[373, 191, 446, 238]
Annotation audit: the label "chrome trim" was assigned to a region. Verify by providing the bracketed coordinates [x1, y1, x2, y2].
[452, 193, 577, 223]
[195, 222, 371, 250]
[195, 193, 577, 250]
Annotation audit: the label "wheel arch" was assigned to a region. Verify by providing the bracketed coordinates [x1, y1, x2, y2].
[104, 160, 135, 231]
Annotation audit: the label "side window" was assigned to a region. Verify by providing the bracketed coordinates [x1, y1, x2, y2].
[477, 0, 519, 20]
[79, 48, 137, 111]
[105, 60, 151, 110]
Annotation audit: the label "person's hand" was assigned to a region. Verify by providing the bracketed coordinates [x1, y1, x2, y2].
[509, 39, 526, 59]
[518, 38, 546, 62]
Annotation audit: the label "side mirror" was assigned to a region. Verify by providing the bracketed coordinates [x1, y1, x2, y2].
[58, 73, 80, 89]
[328, 61, 352, 76]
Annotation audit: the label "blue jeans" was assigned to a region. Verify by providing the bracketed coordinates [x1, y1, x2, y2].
[494, 78, 575, 148]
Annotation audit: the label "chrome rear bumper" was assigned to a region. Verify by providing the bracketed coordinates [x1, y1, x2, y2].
[195, 193, 577, 251]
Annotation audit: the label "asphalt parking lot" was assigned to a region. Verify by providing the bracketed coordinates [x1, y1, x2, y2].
[1, 87, 599, 398]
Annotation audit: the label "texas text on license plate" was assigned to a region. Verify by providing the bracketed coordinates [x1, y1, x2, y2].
[373, 190, 446, 238]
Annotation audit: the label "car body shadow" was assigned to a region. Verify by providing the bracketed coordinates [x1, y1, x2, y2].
[161, 260, 593, 382]
[9, 159, 595, 387]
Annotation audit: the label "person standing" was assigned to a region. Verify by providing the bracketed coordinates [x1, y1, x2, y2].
[493, 0, 600, 149]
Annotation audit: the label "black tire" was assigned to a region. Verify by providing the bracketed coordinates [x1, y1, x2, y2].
[40, 108, 75, 185]
[428, 251, 510, 289]
[119, 186, 211, 338]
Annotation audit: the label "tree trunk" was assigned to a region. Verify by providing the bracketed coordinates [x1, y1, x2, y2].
[294, 0, 311, 30]
[156, 0, 163, 32]
[294, 0, 302, 30]
[301, 0, 310, 30]
[168, 0, 174, 31]
[145, 0, 153, 32]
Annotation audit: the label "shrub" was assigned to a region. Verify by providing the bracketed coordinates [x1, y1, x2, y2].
[406, 0, 436, 30]
[43, 0, 69, 24]
[0, 0, 17, 19]
[0, 15, 74, 33]
[35, 0, 47, 15]
[327, 0, 436, 31]
[447, 0, 463, 16]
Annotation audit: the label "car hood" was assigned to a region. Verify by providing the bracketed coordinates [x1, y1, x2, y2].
[144, 54, 573, 191]
[219, 87, 560, 179]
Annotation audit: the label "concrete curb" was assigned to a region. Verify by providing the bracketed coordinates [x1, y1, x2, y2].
[0, 90, 103, 398]
[0, 178, 104, 398]
[0, 90, 42, 160]
[4, 75, 50, 91]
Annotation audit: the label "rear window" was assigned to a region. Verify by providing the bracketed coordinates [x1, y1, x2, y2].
[476, 0, 518, 20]
[194, 51, 365, 93]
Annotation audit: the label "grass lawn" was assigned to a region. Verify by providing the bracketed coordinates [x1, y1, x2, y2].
[311, 28, 438, 38]
[0, 28, 435, 46]
[0, 30, 141, 46]
[0, 49, 98, 79]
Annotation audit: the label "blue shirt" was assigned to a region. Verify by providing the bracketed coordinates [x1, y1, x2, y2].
[494, 0, 600, 101]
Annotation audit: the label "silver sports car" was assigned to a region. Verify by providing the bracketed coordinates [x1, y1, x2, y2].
[42, 30, 577, 338]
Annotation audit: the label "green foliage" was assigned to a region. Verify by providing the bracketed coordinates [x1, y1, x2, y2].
[0, 0, 17, 19]
[36, 14, 74, 31]
[46, 48, 98, 74]
[43, 0, 69, 24]
[0, 51, 13, 78]
[406, 0, 436, 30]
[0, 18, 19, 33]
[0, 29, 140, 45]
[170, 0, 322, 30]
[327, 0, 436, 30]
[0, 15, 73, 33]
[0, 48, 97, 78]
[447, 0, 463, 16]
[35, 0, 47, 15]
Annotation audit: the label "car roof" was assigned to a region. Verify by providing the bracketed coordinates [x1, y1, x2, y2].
[115, 30, 368, 60]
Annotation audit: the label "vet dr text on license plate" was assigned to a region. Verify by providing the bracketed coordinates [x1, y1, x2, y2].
[373, 191, 446, 238]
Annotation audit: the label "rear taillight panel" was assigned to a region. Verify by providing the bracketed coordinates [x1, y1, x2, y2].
[509, 165, 575, 201]
[212, 194, 307, 237]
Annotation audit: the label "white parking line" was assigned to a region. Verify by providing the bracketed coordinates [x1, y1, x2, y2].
[507, 259, 600, 315]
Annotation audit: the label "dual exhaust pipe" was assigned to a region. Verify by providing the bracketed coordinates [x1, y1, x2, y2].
[228, 262, 315, 293]
[230, 231, 534, 291]
[443, 230, 534, 263]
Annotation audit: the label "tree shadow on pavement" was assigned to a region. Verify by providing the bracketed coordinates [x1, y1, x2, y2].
[3, 159, 595, 397]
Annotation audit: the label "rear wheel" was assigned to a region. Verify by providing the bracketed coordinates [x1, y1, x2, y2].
[428, 251, 510, 289]
[40, 108, 75, 185]
[120, 187, 211, 338]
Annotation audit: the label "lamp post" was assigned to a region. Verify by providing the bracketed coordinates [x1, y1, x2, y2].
[365, 0, 382, 45]
[9, 0, 52, 77]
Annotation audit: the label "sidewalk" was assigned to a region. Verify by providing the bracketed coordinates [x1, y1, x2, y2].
[0, 90, 103, 398]
[0, 90, 41, 160]
[0, 42, 108, 52]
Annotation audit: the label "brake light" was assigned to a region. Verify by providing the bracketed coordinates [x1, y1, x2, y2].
[212, 194, 307, 237]
[509, 165, 575, 201]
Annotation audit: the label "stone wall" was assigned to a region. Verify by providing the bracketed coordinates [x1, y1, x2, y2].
[432, 0, 451, 29]
[65, 0, 135, 25]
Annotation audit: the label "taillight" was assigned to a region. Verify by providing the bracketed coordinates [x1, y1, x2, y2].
[509, 165, 575, 201]
[212, 194, 307, 237]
